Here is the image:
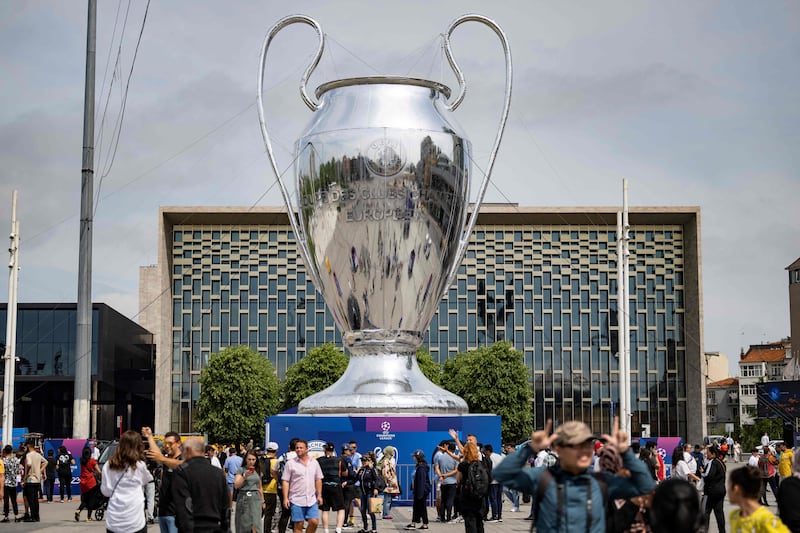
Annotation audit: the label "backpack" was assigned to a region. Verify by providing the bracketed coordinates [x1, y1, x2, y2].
[542, 450, 559, 468]
[260, 457, 273, 484]
[481, 454, 494, 483]
[462, 461, 489, 498]
[276, 453, 289, 484]
[759, 455, 775, 478]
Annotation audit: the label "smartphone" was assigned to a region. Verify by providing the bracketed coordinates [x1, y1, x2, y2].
[249, 467, 255, 473]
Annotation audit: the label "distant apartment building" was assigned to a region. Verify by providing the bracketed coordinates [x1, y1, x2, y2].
[738, 340, 791, 425]
[706, 377, 739, 435]
[704, 351, 730, 385]
[787, 257, 800, 362]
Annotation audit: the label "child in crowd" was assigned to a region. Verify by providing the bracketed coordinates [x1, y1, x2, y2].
[728, 465, 789, 533]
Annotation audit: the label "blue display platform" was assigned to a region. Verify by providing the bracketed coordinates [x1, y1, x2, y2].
[266, 413, 501, 506]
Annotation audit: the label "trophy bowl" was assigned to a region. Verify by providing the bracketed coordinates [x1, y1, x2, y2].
[258, 15, 511, 414]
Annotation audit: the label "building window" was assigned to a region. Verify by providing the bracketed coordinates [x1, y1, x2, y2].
[769, 364, 785, 378]
[741, 365, 763, 378]
[707, 406, 717, 422]
[706, 391, 716, 405]
[741, 384, 757, 396]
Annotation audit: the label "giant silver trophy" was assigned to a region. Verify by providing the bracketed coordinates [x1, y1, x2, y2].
[258, 14, 511, 414]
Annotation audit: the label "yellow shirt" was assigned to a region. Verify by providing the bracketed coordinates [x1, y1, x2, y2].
[779, 449, 793, 478]
[730, 506, 789, 533]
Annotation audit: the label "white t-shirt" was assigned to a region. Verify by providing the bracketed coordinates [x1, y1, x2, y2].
[672, 460, 692, 480]
[101, 460, 153, 532]
[761, 435, 770, 447]
[748, 454, 761, 468]
[210, 455, 222, 469]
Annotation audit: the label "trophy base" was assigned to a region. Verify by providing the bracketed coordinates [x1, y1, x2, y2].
[297, 331, 468, 415]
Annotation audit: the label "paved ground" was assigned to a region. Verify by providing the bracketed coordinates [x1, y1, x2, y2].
[6, 465, 781, 533]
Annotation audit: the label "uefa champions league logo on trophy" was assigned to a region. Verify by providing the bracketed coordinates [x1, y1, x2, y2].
[258, 14, 512, 414]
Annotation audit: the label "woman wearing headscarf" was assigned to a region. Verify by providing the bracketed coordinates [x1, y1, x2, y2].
[777, 450, 800, 532]
[101, 430, 153, 533]
[378, 446, 400, 520]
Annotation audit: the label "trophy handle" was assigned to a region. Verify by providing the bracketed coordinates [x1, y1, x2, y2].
[441, 14, 513, 297]
[258, 15, 325, 290]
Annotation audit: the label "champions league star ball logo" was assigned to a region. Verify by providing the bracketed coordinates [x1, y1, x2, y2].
[376, 420, 396, 441]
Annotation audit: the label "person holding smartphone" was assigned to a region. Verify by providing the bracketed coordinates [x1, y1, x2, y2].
[234, 451, 266, 532]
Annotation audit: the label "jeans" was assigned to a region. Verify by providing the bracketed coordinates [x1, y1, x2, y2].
[159, 515, 178, 533]
[23, 483, 40, 520]
[278, 487, 292, 533]
[359, 493, 376, 531]
[58, 473, 72, 500]
[382, 492, 394, 518]
[44, 476, 55, 502]
[3, 486, 18, 517]
[502, 486, 518, 509]
[488, 484, 503, 519]
[264, 493, 278, 533]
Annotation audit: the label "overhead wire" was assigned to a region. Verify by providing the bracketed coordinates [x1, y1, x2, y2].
[94, 0, 151, 216]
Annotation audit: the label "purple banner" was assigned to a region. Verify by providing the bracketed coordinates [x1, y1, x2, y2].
[365, 416, 428, 433]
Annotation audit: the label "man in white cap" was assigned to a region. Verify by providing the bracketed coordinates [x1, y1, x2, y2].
[263, 442, 280, 533]
[493, 417, 655, 533]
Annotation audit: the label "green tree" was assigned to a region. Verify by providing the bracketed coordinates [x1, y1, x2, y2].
[282, 343, 348, 410]
[416, 347, 442, 385]
[734, 418, 785, 452]
[195, 346, 282, 444]
[441, 341, 532, 443]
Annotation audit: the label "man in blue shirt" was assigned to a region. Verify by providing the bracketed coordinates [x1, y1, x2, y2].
[223, 447, 243, 506]
[494, 417, 655, 533]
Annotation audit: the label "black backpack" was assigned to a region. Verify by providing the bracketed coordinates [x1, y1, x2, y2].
[260, 456, 273, 484]
[462, 461, 489, 498]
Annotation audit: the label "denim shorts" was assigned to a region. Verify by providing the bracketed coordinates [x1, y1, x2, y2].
[290, 502, 319, 523]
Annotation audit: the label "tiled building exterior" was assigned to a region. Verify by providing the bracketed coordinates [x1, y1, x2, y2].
[737, 341, 791, 425]
[145, 206, 705, 441]
[706, 377, 739, 436]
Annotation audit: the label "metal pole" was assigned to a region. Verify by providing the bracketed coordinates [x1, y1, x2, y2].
[621, 178, 631, 434]
[2, 191, 20, 446]
[616, 211, 628, 434]
[74, 0, 96, 439]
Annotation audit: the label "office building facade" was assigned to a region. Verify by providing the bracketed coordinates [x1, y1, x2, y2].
[145, 206, 704, 441]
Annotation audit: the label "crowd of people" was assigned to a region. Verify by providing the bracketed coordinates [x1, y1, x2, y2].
[1, 424, 799, 532]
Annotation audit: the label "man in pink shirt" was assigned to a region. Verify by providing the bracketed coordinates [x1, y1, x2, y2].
[282, 439, 324, 533]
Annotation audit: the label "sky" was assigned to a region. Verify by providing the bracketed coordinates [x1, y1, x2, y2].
[1, 1, 798, 378]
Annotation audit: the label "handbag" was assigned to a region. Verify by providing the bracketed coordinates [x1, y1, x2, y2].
[369, 497, 383, 514]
